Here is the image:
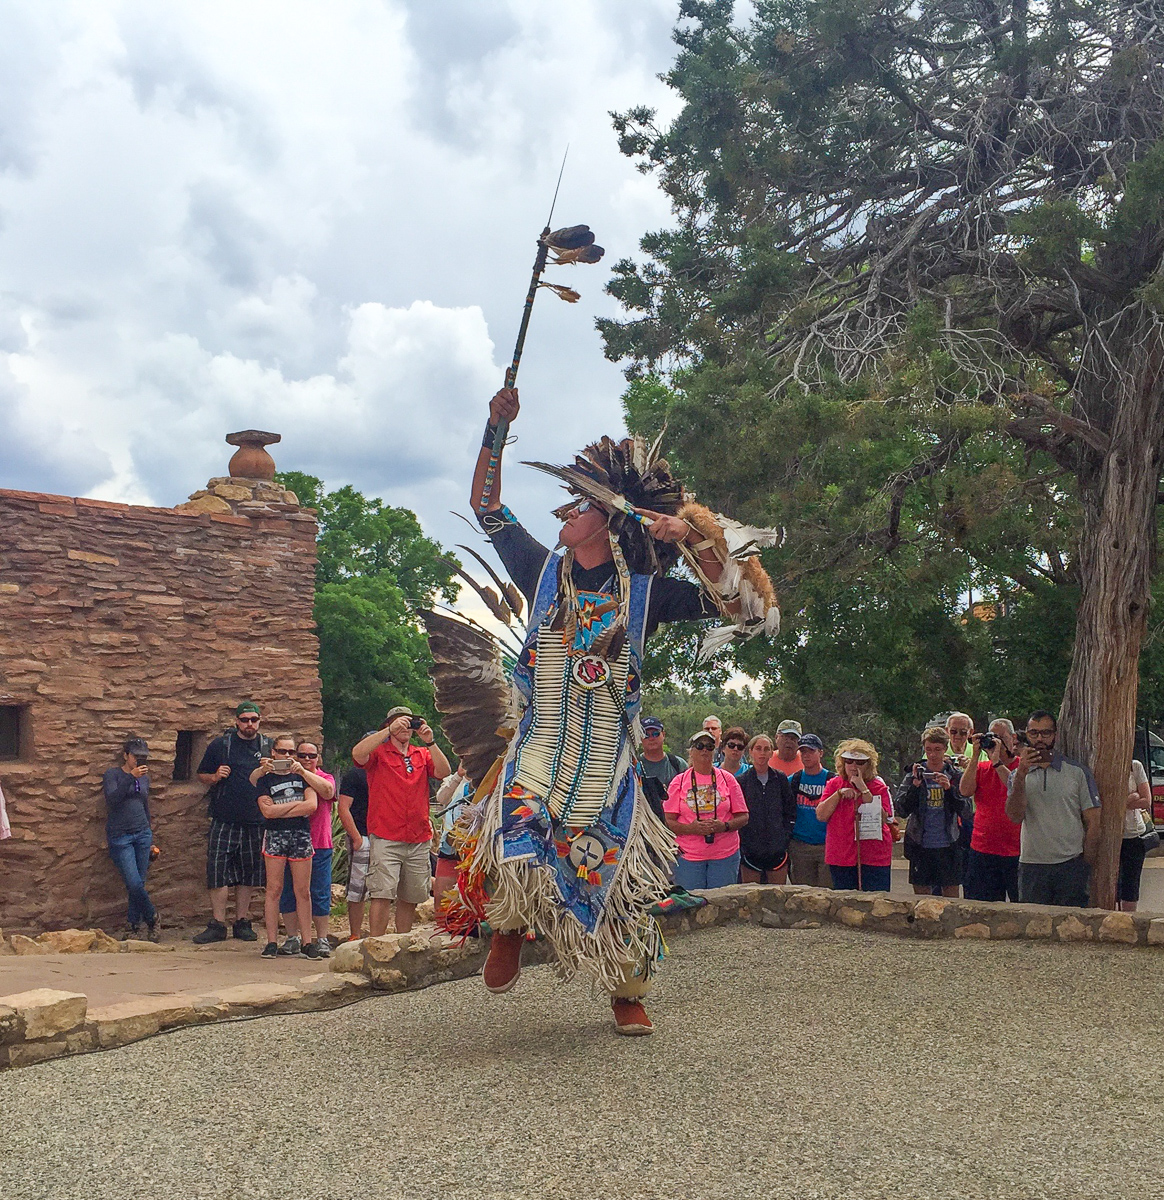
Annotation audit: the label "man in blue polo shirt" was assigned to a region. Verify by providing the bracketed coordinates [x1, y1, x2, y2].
[787, 734, 833, 887]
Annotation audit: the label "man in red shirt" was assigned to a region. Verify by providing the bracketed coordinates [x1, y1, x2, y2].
[959, 718, 1022, 901]
[352, 706, 450, 935]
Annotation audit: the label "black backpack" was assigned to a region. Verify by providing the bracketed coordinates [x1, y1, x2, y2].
[205, 728, 274, 812]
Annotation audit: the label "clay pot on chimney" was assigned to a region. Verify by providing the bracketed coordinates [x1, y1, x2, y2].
[225, 430, 281, 481]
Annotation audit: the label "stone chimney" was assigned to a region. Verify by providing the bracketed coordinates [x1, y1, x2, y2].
[175, 430, 304, 516]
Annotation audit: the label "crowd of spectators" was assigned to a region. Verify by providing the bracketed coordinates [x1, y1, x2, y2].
[646, 706, 1156, 910]
[99, 700, 1158, 946]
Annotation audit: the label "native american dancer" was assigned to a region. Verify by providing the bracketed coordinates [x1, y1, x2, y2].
[422, 385, 780, 1036]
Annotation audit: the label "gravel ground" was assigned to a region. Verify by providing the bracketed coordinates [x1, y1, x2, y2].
[3, 924, 1164, 1200]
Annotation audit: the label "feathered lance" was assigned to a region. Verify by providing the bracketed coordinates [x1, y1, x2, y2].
[477, 156, 606, 513]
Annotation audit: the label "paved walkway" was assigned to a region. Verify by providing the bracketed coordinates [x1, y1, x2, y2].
[3, 923, 1164, 1200]
[0, 935, 337, 1006]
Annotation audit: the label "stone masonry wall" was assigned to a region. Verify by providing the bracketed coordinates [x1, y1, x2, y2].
[0, 482, 321, 933]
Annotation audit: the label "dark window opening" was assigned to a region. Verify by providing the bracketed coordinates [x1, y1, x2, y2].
[173, 730, 200, 781]
[0, 706, 27, 760]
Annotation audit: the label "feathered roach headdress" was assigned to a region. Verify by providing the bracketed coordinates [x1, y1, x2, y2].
[524, 432, 685, 575]
[525, 434, 784, 661]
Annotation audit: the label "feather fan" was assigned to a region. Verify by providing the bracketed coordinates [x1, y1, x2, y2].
[420, 610, 514, 788]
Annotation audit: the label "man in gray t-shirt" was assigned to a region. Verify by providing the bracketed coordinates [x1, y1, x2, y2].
[1006, 710, 1100, 907]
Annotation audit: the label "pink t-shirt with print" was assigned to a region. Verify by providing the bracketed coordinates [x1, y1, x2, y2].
[663, 767, 749, 862]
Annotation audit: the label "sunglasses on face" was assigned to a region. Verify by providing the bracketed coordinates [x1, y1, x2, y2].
[726, 742, 746, 751]
[691, 740, 716, 752]
[297, 751, 318, 759]
[238, 716, 260, 724]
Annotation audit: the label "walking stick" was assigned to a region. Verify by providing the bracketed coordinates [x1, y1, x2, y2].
[477, 155, 605, 514]
[854, 799, 863, 891]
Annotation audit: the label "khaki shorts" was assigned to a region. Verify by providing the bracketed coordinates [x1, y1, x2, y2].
[367, 835, 431, 904]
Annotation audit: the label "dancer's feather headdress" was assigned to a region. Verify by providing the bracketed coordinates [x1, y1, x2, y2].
[524, 432, 684, 575]
[525, 433, 783, 660]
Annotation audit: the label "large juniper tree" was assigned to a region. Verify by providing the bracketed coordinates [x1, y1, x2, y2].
[604, 0, 1164, 905]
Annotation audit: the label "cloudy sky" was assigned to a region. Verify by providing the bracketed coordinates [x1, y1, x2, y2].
[0, 0, 689, 556]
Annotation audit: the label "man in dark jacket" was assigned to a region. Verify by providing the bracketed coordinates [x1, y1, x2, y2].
[738, 734, 797, 883]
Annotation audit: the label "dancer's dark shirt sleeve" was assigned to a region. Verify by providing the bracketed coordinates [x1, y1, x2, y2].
[482, 509, 718, 635]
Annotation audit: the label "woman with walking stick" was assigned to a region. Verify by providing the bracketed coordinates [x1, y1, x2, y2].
[815, 739, 896, 892]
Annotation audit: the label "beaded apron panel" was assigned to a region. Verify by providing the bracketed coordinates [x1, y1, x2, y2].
[511, 626, 629, 827]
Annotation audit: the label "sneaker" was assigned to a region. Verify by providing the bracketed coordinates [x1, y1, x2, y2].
[146, 919, 162, 944]
[612, 998, 654, 1037]
[120, 924, 141, 942]
[232, 918, 258, 942]
[261, 941, 279, 958]
[482, 930, 523, 993]
[277, 935, 302, 956]
[301, 940, 321, 959]
[314, 938, 331, 958]
[192, 919, 228, 944]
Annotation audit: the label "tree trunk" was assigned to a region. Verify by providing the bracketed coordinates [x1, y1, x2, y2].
[1058, 323, 1164, 910]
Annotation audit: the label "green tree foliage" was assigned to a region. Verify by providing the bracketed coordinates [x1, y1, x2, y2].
[642, 682, 759, 755]
[602, 2, 1164, 794]
[277, 470, 458, 765]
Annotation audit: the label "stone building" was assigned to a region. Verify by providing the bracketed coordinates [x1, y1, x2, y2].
[0, 432, 322, 934]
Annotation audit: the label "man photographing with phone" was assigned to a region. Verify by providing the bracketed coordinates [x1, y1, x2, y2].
[1005, 709, 1100, 907]
[352, 706, 450, 936]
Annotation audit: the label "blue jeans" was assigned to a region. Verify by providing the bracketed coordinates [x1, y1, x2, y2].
[828, 863, 892, 892]
[279, 846, 333, 916]
[673, 851, 741, 891]
[108, 829, 156, 926]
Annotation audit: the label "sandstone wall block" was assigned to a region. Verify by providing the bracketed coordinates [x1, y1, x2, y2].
[954, 923, 991, 939]
[1098, 913, 1140, 945]
[89, 996, 202, 1048]
[1056, 914, 1093, 942]
[913, 898, 950, 923]
[3, 988, 87, 1040]
[1148, 919, 1164, 946]
[6, 1040, 70, 1068]
[1025, 915, 1054, 939]
[35, 929, 97, 953]
[837, 906, 867, 928]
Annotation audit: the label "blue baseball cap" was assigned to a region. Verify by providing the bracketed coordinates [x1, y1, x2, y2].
[798, 733, 824, 751]
[641, 716, 664, 734]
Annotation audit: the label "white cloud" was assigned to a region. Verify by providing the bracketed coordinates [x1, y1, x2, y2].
[0, 0, 682, 555]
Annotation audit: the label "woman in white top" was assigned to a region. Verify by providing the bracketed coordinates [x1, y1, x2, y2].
[1118, 759, 1153, 912]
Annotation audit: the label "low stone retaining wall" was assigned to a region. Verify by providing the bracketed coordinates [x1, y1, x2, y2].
[666, 884, 1164, 946]
[4, 886, 1163, 1070]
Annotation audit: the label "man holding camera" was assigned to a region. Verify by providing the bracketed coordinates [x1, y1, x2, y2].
[352, 705, 450, 936]
[1005, 710, 1100, 907]
[193, 701, 272, 943]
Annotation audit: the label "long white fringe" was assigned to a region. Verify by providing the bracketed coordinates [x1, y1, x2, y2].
[473, 771, 677, 995]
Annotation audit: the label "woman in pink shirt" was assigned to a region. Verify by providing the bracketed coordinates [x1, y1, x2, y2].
[663, 730, 749, 891]
[815, 738, 896, 892]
